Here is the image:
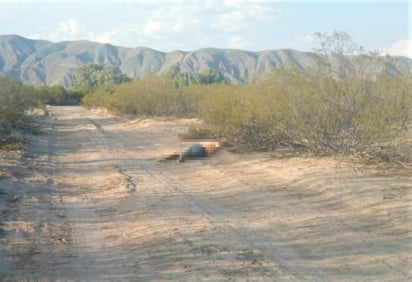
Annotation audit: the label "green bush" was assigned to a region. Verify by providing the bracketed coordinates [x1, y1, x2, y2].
[192, 68, 411, 158]
[36, 86, 84, 105]
[79, 35, 411, 163]
[0, 77, 38, 131]
[83, 75, 195, 117]
[0, 77, 43, 150]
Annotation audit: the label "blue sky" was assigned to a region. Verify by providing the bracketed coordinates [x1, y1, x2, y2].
[0, 0, 410, 57]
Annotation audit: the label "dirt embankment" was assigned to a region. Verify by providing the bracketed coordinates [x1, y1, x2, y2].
[0, 106, 411, 281]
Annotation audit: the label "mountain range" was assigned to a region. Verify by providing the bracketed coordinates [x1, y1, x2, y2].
[1, 34, 411, 87]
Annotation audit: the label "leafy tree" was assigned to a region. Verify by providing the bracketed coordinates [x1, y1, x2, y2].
[196, 69, 226, 85]
[74, 64, 131, 89]
[164, 65, 227, 88]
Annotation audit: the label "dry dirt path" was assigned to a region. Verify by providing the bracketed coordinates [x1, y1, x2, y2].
[0, 106, 411, 281]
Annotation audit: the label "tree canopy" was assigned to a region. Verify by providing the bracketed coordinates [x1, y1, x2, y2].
[165, 65, 226, 88]
[74, 64, 131, 89]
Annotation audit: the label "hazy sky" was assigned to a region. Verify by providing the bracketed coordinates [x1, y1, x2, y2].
[1, 0, 410, 57]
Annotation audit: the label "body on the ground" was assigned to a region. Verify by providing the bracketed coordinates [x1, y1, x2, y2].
[178, 142, 221, 162]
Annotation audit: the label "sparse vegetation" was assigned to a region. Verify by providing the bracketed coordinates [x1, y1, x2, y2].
[0, 76, 86, 150]
[81, 32, 411, 164]
[0, 77, 39, 150]
[194, 69, 411, 160]
[1, 32, 410, 163]
[36, 85, 84, 105]
[81, 69, 411, 162]
[82, 74, 190, 116]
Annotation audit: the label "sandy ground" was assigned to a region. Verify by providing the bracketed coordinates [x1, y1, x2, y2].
[0, 106, 411, 281]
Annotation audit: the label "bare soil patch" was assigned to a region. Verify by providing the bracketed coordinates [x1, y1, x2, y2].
[1, 106, 411, 281]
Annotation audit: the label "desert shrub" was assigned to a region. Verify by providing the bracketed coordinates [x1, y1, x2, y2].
[80, 32, 411, 162]
[0, 77, 42, 150]
[83, 75, 195, 117]
[35, 86, 84, 105]
[0, 136, 25, 151]
[191, 84, 278, 150]
[82, 88, 115, 110]
[266, 69, 411, 155]
[191, 67, 411, 157]
[0, 77, 38, 131]
[179, 124, 215, 140]
[195, 85, 242, 136]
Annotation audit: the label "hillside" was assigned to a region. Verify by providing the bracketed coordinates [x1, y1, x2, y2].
[0, 34, 411, 87]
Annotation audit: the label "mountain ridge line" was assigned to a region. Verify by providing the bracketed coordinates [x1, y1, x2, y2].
[1, 34, 411, 87]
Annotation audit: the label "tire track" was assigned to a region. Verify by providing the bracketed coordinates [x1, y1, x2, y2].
[143, 161, 322, 280]
[182, 158, 412, 280]
[2, 106, 410, 281]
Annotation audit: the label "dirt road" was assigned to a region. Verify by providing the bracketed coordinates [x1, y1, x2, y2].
[1, 106, 411, 281]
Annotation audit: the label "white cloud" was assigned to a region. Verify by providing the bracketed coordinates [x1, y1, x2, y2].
[302, 33, 315, 44]
[48, 18, 90, 42]
[214, 10, 245, 32]
[142, 4, 202, 39]
[384, 39, 412, 58]
[58, 18, 84, 36]
[227, 35, 251, 49]
[90, 24, 147, 47]
[30, 17, 139, 46]
[212, 1, 277, 32]
[31, 18, 89, 43]
[26, 2, 278, 51]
